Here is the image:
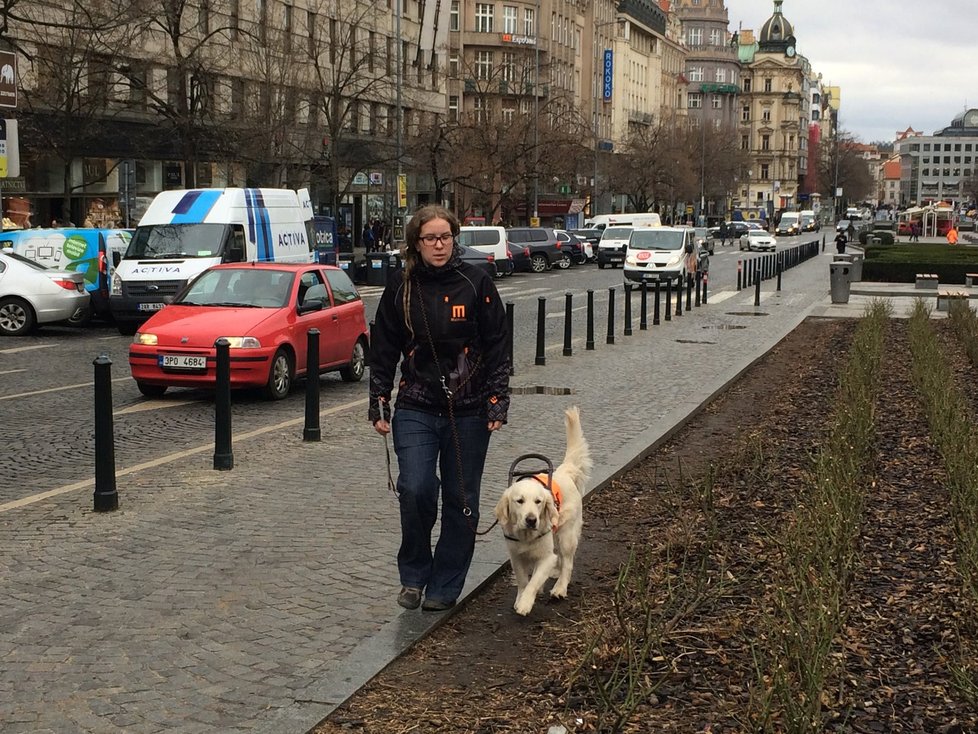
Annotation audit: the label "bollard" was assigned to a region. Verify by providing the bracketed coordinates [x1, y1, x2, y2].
[675, 276, 683, 317]
[535, 297, 546, 366]
[695, 270, 702, 307]
[623, 283, 633, 336]
[776, 262, 782, 292]
[737, 260, 742, 291]
[214, 338, 234, 470]
[703, 273, 709, 304]
[754, 265, 761, 307]
[821, 235, 825, 252]
[606, 287, 616, 345]
[653, 281, 661, 325]
[303, 328, 321, 442]
[639, 282, 648, 330]
[585, 290, 595, 351]
[685, 273, 693, 311]
[93, 354, 119, 512]
[562, 292, 573, 357]
[506, 302, 515, 375]
[665, 278, 672, 321]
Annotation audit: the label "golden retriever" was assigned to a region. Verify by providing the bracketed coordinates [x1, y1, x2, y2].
[494, 406, 592, 616]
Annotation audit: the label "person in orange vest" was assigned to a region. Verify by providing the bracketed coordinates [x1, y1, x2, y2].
[947, 225, 959, 245]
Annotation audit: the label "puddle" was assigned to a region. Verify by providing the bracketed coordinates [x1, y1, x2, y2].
[509, 386, 574, 395]
[704, 324, 747, 330]
[675, 339, 717, 345]
[726, 311, 770, 317]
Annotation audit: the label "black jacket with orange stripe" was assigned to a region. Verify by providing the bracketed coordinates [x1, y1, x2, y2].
[367, 248, 511, 424]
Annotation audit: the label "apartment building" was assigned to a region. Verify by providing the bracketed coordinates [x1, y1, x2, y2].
[898, 109, 978, 207]
[673, 0, 739, 128]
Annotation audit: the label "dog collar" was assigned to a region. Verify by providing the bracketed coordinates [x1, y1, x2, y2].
[503, 528, 552, 543]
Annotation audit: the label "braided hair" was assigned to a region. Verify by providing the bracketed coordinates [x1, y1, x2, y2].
[400, 204, 460, 341]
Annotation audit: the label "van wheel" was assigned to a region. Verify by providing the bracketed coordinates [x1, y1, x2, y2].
[340, 338, 367, 382]
[598, 262, 606, 270]
[137, 382, 167, 398]
[530, 254, 548, 273]
[0, 297, 36, 336]
[263, 348, 293, 400]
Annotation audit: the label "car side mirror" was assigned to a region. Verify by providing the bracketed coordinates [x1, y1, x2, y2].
[112, 251, 122, 267]
[684, 242, 694, 254]
[297, 283, 328, 315]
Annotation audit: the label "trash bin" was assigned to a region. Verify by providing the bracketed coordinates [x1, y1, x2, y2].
[365, 252, 390, 286]
[849, 252, 864, 282]
[830, 261, 851, 304]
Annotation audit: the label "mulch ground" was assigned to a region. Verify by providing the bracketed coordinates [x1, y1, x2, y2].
[313, 316, 978, 734]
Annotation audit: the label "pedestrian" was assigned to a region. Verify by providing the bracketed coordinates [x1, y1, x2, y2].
[910, 221, 920, 242]
[361, 222, 374, 252]
[368, 203, 510, 613]
[718, 221, 728, 247]
[835, 230, 848, 254]
[846, 221, 856, 243]
[947, 225, 959, 245]
[372, 218, 384, 248]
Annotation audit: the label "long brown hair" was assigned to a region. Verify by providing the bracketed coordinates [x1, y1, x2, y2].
[401, 204, 460, 340]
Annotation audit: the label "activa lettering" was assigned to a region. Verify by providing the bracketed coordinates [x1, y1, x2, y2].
[278, 231, 308, 248]
[136, 265, 182, 274]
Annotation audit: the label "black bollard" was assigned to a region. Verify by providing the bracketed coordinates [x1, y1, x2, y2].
[695, 270, 702, 307]
[737, 260, 742, 291]
[535, 297, 546, 366]
[665, 278, 672, 321]
[754, 264, 761, 307]
[562, 292, 573, 357]
[639, 282, 648, 330]
[821, 235, 825, 252]
[506, 302, 515, 375]
[214, 338, 234, 470]
[93, 354, 118, 512]
[777, 262, 782, 292]
[703, 273, 709, 304]
[606, 287, 616, 345]
[623, 283, 633, 336]
[685, 273, 693, 311]
[303, 328, 321, 442]
[676, 276, 683, 317]
[585, 290, 595, 351]
[653, 281, 661, 325]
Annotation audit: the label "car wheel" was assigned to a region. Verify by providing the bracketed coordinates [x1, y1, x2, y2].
[340, 338, 367, 382]
[263, 348, 293, 400]
[0, 297, 35, 336]
[530, 254, 548, 273]
[598, 262, 606, 269]
[67, 305, 92, 327]
[557, 253, 572, 269]
[136, 381, 167, 399]
[117, 322, 138, 336]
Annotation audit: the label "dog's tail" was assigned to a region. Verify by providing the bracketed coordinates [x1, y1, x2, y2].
[562, 406, 592, 489]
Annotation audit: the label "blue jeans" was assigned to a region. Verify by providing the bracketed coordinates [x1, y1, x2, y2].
[391, 408, 491, 603]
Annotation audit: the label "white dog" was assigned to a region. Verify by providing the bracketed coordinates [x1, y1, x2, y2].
[494, 406, 592, 616]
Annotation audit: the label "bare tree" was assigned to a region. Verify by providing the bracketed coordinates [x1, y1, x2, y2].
[817, 129, 873, 208]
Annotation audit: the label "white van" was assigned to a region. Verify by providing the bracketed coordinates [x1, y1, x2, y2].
[623, 227, 698, 285]
[584, 212, 662, 233]
[596, 226, 633, 269]
[110, 188, 315, 333]
[775, 212, 801, 236]
[456, 225, 513, 276]
[799, 209, 818, 232]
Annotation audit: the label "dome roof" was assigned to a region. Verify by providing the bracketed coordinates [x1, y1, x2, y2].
[759, 0, 794, 47]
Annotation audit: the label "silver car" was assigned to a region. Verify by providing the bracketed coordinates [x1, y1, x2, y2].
[0, 249, 89, 336]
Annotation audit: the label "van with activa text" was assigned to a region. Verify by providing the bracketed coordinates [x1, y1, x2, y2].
[110, 188, 315, 334]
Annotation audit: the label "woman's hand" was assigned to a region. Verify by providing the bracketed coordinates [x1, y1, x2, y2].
[373, 419, 391, 435]
[487, 420, 503, 432]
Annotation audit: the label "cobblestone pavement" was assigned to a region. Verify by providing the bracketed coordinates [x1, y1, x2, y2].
[0, 247, 925, 733]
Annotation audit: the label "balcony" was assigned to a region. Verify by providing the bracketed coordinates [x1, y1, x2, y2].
[628, 109, 653, 125]
[685, 44, 738, 62]
[699, 82, 739, 95]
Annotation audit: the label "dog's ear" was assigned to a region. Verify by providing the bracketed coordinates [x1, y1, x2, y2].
[543, 492, 558, 529]
[494, 490, 511, 525]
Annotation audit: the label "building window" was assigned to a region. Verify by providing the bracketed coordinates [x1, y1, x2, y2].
[763, 78, 772, 92]
[711, 94, 721, 109]
[688, 66, 703, 82]
[229, 0, 239, 39]
[503, 5, 517, 33]
[473, 96, 487, 123]
[475, 50, 493, 80]
[307, 11, 316, 56]
[502, 103, 515, 124]
[256, 0, 266, 44]
[449, 53, 459, 77]
[709, 28, 720, 45]
[198, 0, 210, 34]
[523, 7, 534, 36]
[743, 77, 751, 92]
[450, 0, 459, 31]
[449, 95, 459, 121]
[715, 68, 726, 83]
[501, 51, 516, 82]
[741, 105, 749, 121]
[283, 3, 292, 34]
[688, 93, 702, 109]
[741, 135, 749, 150]
[761, 134, 770, 150]
[475, 3, 493, 32]
[688, 27, 702, 45]
[762, 109, 771, 121]
[760, 163, 769, 180]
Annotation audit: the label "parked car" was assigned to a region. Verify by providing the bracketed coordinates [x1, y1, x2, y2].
[457, 225, 514, 276]
[568, 228, 601, 260]
[623, 226, 702, 286]
[739, 230, 778, 252]
[708, 221, 759, 243]
[836, 219, 851, 233]
[506, 242, 534, 273]
[596, 226, 633, 269]
[555, 230, 589, 266]
[0, 249, 90, 336]
[128, 262, 368, 400]
[456, 243, 499, 279]
[505, 227, 563, 273]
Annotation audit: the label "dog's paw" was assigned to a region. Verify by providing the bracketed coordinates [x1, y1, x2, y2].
[514, 594, 534, 616]
[550, 584, 568, 600]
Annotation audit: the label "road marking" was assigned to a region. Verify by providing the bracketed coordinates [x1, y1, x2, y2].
[0, 377, 130, 401]
[0, 396, 369, 514]
[706, 290, 738, 304]
[0, 368, 27, 376]
[0, 344, 58, 354]
[115, 399, 200, 415]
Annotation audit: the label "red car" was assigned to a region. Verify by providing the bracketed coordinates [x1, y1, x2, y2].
[129, 263, 369, 399]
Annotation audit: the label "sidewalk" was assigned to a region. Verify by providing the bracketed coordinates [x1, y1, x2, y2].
[0, 249, 959, 733]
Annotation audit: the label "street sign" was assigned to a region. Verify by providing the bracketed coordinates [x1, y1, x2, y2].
[0, 119, 19, 177]
[0, 51, 16, 109]
[397, 174, 407, 208]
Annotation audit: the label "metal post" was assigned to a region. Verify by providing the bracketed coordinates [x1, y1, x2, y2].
[685, 273, 692, 311]
[754, 264, 761, 307]
[303, 328, 321, 442]
[535, 297, 546, 366]
[506, 302, 515, 375]
[213, 338, 233, 470]
[675, 277, 683, 317]
[585, 289, 595, 350]
[639, 282, 648, 330]
[653, 280, 661, 325]
[737, 259, 742, 291]
[623, 283, 632, 336]
[562, 292, 573, 357]
[93, 354, 118, 512]
[777, 262, 782, 291]
[606, 286, 615, 345]
[703, 273, 709, 304]
[695, 270, 702, 307]
[665, 279, 672, 321]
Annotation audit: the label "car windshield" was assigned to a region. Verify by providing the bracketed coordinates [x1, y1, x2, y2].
[602, 227, 633, 240]
[629, 230, 685, 250]
[178, 268, 294, 308]
[126, 223, 230, 259]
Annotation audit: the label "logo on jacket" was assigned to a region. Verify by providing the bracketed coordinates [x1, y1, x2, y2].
[451, 304, 466, 321]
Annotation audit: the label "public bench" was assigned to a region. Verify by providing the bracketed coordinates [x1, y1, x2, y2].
[915, 273, 939, 289]
[937, 289, 970, 312]
[965, 273, 978, 287]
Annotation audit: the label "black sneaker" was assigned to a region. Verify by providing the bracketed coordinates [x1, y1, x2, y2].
[421, 597, 456, 612]
[397, 587, 422, 610]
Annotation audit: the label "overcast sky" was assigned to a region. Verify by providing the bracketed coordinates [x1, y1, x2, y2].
[722, 0, 975, 144]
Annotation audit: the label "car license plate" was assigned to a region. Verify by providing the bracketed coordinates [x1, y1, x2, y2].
[159, 355, 207, 370]
[138, 302, 165, 312]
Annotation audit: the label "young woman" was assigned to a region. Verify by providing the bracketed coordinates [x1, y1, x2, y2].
[368, 204, 510, 612]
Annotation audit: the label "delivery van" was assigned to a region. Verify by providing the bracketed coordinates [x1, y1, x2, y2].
[799, 209, 818, 232]
[0, 227, 132, 324]
[775, 211, 801, 236]
[110, 188, 315, 334]
[584, 212, 662, 233]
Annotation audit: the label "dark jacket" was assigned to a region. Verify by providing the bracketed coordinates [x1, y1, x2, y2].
[368, 247, 510, 424]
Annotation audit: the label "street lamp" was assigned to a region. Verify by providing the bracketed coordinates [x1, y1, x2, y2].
[532, 0, 540, 224]
[591, 17, 620, 219]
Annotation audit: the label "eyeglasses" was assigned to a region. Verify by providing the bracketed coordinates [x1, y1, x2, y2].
[419, 233, 454, 246]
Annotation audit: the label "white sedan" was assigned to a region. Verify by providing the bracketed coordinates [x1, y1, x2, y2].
[739, 230, 778, 252]
[0, 249, 89, 336]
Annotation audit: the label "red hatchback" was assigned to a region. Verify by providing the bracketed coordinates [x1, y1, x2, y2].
[129, 263, 369, 399]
